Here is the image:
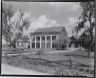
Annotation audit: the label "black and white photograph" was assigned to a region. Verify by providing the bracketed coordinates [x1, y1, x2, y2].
[1, 1, 95, 77]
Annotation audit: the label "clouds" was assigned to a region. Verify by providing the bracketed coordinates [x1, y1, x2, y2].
[24, 15, 60, 36]
[6, 2, 81, 25]
[48, 2, 81, 24]
[64, 17, 78, 37]
[4, 2, 82, 37]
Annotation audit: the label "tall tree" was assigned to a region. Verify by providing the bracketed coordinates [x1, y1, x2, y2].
[2, 3, 30, 48]
[22, 35, 30, 48]
[55, 30, 69, 51]
[74, 2, 95, 57]
[2, 3, 14, 45]
[10, 10, 30, 48]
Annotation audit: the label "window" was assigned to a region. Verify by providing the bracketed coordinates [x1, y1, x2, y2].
[17, 42, 19, 46]
[41, 42, 45, 49]
[32, 42, 35, 48]
[41, 36, 45, 41]
[36, 36, 40, 41]
[46, 42, 51, 48]
[52, 43, 56, 48]
[32, 37, 35, 41]
[36, 42, 40, 48]
[47, 36, 51, 41]
[52, 36, 56, 41]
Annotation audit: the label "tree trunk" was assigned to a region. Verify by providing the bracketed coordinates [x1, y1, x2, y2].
[13, 39, 16, 48]
[88, 41, 91, 57]
[6, 42, 8, 48]
[88, 3, 92, 58]
[88, 50, 91, 57]
[9, 42, 12, 48]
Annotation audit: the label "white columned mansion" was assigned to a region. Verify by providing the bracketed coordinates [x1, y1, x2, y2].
[30, 26, 69, 49]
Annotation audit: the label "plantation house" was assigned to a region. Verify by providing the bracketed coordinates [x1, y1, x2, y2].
[29, 26, 69, 49]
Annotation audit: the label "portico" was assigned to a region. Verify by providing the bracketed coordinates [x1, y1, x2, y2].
[30, 35, 59, 49]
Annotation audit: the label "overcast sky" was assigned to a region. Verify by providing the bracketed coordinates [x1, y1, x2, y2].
[4, 2, 82, 37]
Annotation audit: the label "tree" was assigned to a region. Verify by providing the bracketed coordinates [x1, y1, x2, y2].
[55, 31, 69, 51]
[56, 36, 68, 48]
[55, 28, 69, 51]
[35, 49, 45, 61]
[10, 10, 30, 48]
[80, 32, 95, 51]
[22, 35, 30, 48]
[2, 3, 14, 45]
[2, 3, 30, 48]
[74, 2, 95, 57]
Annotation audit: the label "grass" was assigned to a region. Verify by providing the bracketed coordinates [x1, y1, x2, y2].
[2, 47, 94, 77]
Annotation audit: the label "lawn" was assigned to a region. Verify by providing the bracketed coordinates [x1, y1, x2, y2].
[2, 47, 94, 77]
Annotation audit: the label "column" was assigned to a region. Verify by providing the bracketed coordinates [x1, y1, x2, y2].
[56, 35, 58, 40]
[50, 36, 52, 49]
[40, 36, 41, 48]
[45, 36, 47, 49]
[35, 36, 36, 49]
[56, 35, 59, 48]
[30, 36, 32, 49]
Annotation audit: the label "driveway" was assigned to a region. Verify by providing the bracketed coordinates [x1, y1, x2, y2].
[1, 63, 50, 75]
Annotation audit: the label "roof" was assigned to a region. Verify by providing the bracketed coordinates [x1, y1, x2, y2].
[30, 26, 67, 35]
[16, 39, 30, 43]
[16, 37, 30, 42]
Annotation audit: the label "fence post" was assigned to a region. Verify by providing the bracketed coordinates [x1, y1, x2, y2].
[69, 56, 72, 69]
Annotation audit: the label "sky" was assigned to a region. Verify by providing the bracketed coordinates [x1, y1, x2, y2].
[3, 2, 82, 38]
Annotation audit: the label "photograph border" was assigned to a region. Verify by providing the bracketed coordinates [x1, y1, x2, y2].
[0, 0, 95, 78]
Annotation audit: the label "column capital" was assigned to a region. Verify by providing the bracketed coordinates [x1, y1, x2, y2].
[45, 35, 47, 37]
[50, 35, 52, 37]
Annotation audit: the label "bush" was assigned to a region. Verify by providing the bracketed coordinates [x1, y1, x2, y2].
[79, 68, 84, 72]
[90, 70, 94, 74]
[35, 49, 45, 59]
[86, 69, 90, 73]
[36, 49, 44, 55]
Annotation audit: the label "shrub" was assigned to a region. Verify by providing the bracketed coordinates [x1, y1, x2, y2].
[86, 69, 90, 73]
[90, 70, 94, 74]
[79, 68, 84, 72]
[35, 49, 45, 59]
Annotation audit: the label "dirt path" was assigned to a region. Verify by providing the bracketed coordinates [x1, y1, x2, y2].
[1, 63, 50, 75]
